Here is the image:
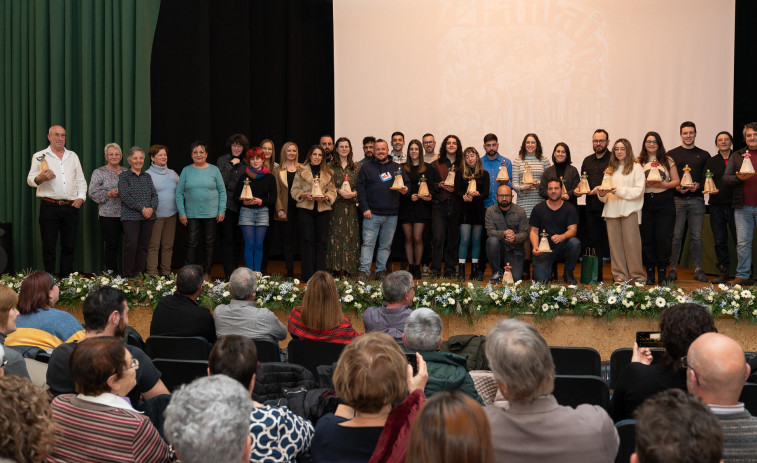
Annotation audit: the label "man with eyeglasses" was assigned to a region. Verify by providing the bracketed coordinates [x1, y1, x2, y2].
[485, 185, 528, 283]
[574, 129, 611, 282]
[422, 133, 438, 163]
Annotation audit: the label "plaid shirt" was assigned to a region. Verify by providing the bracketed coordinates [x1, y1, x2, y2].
[287, 306, 360, 344]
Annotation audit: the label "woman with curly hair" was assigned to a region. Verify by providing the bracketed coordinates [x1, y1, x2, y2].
[0, 376, 56, 463]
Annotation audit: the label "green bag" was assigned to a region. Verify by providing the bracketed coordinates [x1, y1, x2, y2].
[580, 248, 598, 285]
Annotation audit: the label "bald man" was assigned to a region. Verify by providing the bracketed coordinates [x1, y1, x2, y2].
[687, 332, 757, 461]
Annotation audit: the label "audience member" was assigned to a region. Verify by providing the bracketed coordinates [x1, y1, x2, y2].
[49, 337, 170, 462]
[0, 376, 56, 463]
[705, 131, 737, 284]
[484, 319, 618, 462]
[287, 271, 359, 344]
[403, 308, 482, 403]
[363, 270, 415, 343]
[47, 286, 169, 403]
[208, 335, 314, 461]
[213, 267, 286, 341]
[632, 389, 723, 463]
[686, 332, 757, 461]
[164, 375, 252, 463]
[611, 303, 716, 422]
[485, 184, 529, 283]
[0, 285, 29, 378]
[88, 142, 127, 274]
[150, 265, 216, 344]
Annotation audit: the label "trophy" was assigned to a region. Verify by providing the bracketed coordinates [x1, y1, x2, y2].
[390, 168, 406, 190]
[740, 151, 756, 174]
[39, 154, 49, 172]
[417, 174, 431, 198]
[311, 175, 325, 199]
[702, 169, 719, 194]
[341, 175, 352, 192]
[239, 177, 253, 201]
[466, 176, 477, 195]
[577, 171, 591, 194]
[522, 164, 535, 185]
[443, 170, 455, 187]
[680, 164, 695, 187]
[560, 176, 568, 198]
[646, 161, 663, 182]
[599, 169, 613, 191]
[537, 230, 552, 253]
[496, 162, 510, 182]
[502, 263, 514, 284]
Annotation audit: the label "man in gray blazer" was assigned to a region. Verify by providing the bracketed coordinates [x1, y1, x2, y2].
[485, 185, 529, 283]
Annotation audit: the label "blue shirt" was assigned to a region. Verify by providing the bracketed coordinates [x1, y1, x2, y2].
[481, 153, 512, 208]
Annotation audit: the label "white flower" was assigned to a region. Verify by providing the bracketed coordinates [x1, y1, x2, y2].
[490, 292, 499, 300]
[76, 287, 81, 293]
[742, 290, 753, 299]
[655, 297, 666, 307]
[568, 285, 577, 289]
[607, 296, 617, 304]
[345, 288, 352, 294]
[625, 292, 633, 299]
[542, 304, 549, 312]
[344, 294, 354, 302]
[223, 291, 230, 297]
[447, 298, 455, 305]
[80, 296, 85, 301]
[731, 301, 740, 308]
[355, 303, 362, 309]
[293, 279, 300, 285]
[593, 297, 599, 304]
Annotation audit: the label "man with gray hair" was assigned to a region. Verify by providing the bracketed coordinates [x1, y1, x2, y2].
[164, 375, 252, 463]
[484, 319, 617, 462]
[150, 264, 216, 343]
[213, 267, 286, 341]
[362, 270, 414, 343]
[402, 308, 481, 403]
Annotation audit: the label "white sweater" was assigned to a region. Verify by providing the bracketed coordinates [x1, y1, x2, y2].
[598, 163, 645, 223]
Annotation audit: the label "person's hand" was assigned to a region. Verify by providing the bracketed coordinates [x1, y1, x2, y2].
[645, 180, 662, 188]
[337, 188, 348, 199]
[504, 229, 515, 242]
[689, 182, 700, 192]
[532, 247, 543, 256]
[107, 189, 119, 198]
[463, 194, 473, 202]
[411, 193, 419, 202]
[574, 187, 584, 197]
[230, 158, 240, 165]
[676, 185, 690, 193]
[179, 215, 188, 226]
[36, 169, 56, 184]
[441, 183, 454, 192]
[421, 194, 432, 202]
[561, 193, 569, 200]
[470, 190, 480, 197]
[216, 213, 225, 223]
[399, 186, 409, 195]
[588, 186, 599, 196]
[737, 172, 755, 181]
[406, 352, 428, 393]
[243, 199, 254, 206]
[632, 342, 653, 365]
[254, 198, 263, 206]
[520, 182, 531, 190]
[551, 233, 563, 244]
[277, 210, 287, 219]
[142, 207, 153, 219]
[72, 198, 84, 209]
[363, 210, 372, 219]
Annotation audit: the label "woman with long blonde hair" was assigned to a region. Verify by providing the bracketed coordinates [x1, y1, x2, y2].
[286, 271, 359, 343]
[273, 142, 301, 278]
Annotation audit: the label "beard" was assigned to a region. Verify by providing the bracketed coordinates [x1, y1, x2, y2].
[594, 145, 606, 154]
[113, 317, 127, 339]
[498, 200, 510, 208]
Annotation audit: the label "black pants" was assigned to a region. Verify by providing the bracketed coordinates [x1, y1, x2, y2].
[709, 204, 737, 268]
[39, 201, 79, 277]
[431, 200, 460, 274]
[99, 216, 122, 273]
[220, 208, 243, 279]
[584, 206, 608, 280]
[187, 218, 217, 275]
[282, 208, 299, 274]
[122, 220, 155, 277]
[299, 208, 331, 281]
[640, 191, 676, 268]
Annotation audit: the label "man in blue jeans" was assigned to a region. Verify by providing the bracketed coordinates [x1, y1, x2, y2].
[529, 178, 581, 284]
[357, 139, 409, 279]
[723, 122, 757, 285]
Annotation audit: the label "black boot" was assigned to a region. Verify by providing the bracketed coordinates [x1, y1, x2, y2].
[658, 266, 668, 285]
[523, 261, 531, 280]
[645, 266, 656, 285]
[412, 265, 422, 280]
[457, 263, 466, 281]
[551, 261, 559, 281]
[712, 265, 732, 284]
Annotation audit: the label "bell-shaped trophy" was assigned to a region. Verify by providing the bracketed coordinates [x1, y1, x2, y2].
[680, 164, 695, 187]
[311, 175, 325, 199]
[646, 161, 663, 182]
[39, 154, 49, 172]
[496, 162, 510, 182]
[418, 174, 431, 198]
[390, 168, 406, 191]
[560, 176, 568, 197]
[599, 169, 614, 191]
[239, 177, 254, 201]
[502, 262, 514, 284]
[522, 164, 534, 185]
[740, 151, 756, 174]
[537, 229, 552, 253]
[577, 171, 591, 194]
[443, 169, 455, 187]
[702, 169, 719, 194]
[466, 176, 477, 195]
[341, 175, 352, 192]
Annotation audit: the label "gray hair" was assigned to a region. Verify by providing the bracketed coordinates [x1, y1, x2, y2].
[403, 308, 442, 351]
[103, 142, 122, 156]
[229, 267, 257, 300]
[382, 270, 413, 303]
[126, 146, 145, 160]
[485, 319, 554, 403]
[164, 375, 252, 463]
[176, 265, 204, 295]
[743, 122, 757, 138]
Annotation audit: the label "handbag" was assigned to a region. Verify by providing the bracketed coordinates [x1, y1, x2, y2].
[580, 247, 599, 285]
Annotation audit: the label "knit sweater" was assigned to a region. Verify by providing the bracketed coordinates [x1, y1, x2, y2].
[4, 309, 85, 350]
[146, 164, 179, 217]
[598, 163, 645, 223]
[710, 407, 757, 463]
[88, 165, 127, 217]
[118, 170, 159, 221]
[175, 164, 226, 218]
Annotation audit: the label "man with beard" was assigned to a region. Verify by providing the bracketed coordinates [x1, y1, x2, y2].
[574, 129, 611, 282]
[358, 136, 376, 166]
[46, 286, 169, 401]
[485, 184, 528, 283]
[422, 133, 438, 163]
[479, 133, 513, 279]
[320, 135, 335, 164]
[391, 131, 406, 163]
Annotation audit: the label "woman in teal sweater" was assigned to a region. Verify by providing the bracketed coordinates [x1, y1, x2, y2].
[176, 141, 227, 278]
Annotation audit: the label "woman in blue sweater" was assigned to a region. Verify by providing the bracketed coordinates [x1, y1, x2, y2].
[146, 145, 179, 276]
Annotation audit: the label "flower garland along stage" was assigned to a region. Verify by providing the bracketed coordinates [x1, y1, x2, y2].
[2, 272, 757, 324]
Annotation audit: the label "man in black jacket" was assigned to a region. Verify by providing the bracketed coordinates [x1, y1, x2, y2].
[150, 264, 216, 343]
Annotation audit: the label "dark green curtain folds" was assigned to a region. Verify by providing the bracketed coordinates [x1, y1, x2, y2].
[0, 0, 160, 273]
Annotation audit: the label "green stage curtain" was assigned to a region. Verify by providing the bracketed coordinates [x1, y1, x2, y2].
[0, 0, 161, 273]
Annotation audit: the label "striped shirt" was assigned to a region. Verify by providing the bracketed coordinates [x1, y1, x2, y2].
[287, 306, 360, 344]
[512, 155, 552, 217]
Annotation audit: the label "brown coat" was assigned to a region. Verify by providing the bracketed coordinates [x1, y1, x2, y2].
[290, 165, 337, 212]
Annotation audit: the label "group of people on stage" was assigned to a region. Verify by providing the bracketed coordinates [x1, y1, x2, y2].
[26, 121, 757, 285]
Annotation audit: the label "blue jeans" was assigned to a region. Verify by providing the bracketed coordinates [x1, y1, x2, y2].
[485, 237, 524, 281]
[734, 206, 757, 279]
[532, 237, 581, 282]
[459, 224, 483, 261]
[360, 214, 398, 274]
[709, 204, 737, 268]
[670, 196, 705, 270]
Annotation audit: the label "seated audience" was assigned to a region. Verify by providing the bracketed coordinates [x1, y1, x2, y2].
[150, 264, 216, 344]
[311, 332, 428, 463]
[208, 335, 313, 461]
[632, 389, 723, 463]
[406, 390, 495, 463]
[4, 271, 84, 353]
[164, 375, 252, 463]
[686, 332, 757, 460]
[47, 286, 169, 404]
[0, 285, 30, 378]
[213, 267, 286, 341]
[484, 319, 618, 462]
[362, 270, 415, 343]
[287, 270, 359, 344]
[402, 308, 482, 403]
[611, 303, 716, 422]
[48, 337, 170, 462]
[0, 376, 56, 462]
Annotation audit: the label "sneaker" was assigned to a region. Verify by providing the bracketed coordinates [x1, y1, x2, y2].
[489, 272, 503, 284]
[666, 268, 678, 282]
[421, 264, 430, 277]
[563, 272, 577, 285]
[375, 271, 387, 280]
[357, 272, 371, 280]
[693, 269, 708, 282]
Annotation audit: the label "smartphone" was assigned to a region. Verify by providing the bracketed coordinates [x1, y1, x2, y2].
[406, 353, 418, 375]
[637, 331, 663, 348]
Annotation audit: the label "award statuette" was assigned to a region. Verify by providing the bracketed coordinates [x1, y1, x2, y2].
[443, 170, 455, 187]
[680, 164, 694, 187]
[502, 262, 514, 284]
[417, 174, 431, 198]
[239, 177, 254, 201]
[522, 164, 535, 185]
[560, 176, 568, 197]
[598, 169, 613, 192]
[702, 170, 719, 195]
[740, 151, 756, 175]
[537, 230, 552, 253]
[341, 175, 352, 193]
[466, 176, 477, 195]
[38, 154, 49, 172]
[577, 171, 591, 194]
[390, 168, 406, 191]
[311, 175, 325, 199]
[646, 161, 663, 182]
[496, 162, 510, 182]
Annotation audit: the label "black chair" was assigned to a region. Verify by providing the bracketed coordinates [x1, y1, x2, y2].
[553, 375, 610, 411]
[287, 339, 347, 379]
[739, 382, 757, 416]
[125, 326, 145, 350]
[152, 358, 209, 392]
[550, 346, 602, 376]
[254, 339, 282, 363]
[615, 420, 636, 463]
[144, 336, 211, 360]
[608, 348, 664, 389]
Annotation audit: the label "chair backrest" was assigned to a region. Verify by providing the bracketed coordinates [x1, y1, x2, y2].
[553, 375, 610, 411]
[152, 358, 209, 392]
[145, 336, 211, 360]
[24, 358, 49, 389]
[125, 327, 145, 350]
[287, 339, 347, 379]
[254, 339, 282, 363]
[253, 362, 317, 402]
[550, 346, 602, 376]
[615, 420, 636, 463]
[608, 348, 665, 389]
[739, 382, 757, 416]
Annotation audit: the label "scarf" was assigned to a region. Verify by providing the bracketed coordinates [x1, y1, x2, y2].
[246, 165, 269, 179]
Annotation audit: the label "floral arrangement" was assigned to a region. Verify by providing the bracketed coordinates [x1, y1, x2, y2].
[2, 272, 757, 323]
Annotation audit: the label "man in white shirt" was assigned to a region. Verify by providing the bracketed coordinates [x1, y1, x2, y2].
[27, 125, 87, 276]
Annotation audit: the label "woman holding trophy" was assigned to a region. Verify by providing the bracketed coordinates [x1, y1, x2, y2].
[326, 137, 361, 277]
[453, 147, 490, 280]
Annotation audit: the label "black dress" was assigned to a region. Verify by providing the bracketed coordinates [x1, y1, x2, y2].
[454, 170, 490, 225]
[399, 162, 437, 224]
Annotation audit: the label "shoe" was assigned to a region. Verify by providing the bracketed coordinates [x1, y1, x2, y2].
[286, 270, 295, 279]
[657, 266, 667, 285]
[693, 268, 709, 282]
[457, 264, 466, 281]
[666, 268, 678, 282]
[522, 262, 531, 280]
[645, 266, 656, 286]
[357, 272, 371, 280]
[712, 266, 732, 284]
[430, 269, 441, 278]
[489, 272, 503, 284]
[731, 277, 756, 286]
[470, 270, 484, 281]
[375, 271, 387, 280]
[563, 272, 577, 285]
[422, 264, 430, 277]
[412, 265, 422, 280]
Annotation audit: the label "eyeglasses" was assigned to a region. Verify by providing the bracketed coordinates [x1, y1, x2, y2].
[645, 140, 658, 145]
[614, 147, 627, 152]
[496, 194, 512, 198]
[423, 141, 435, 145]
[681, 355, 699, 386]
[127, 358, 140, 370]
[592, 140, 608, 144]
[1, 359, 7, 369]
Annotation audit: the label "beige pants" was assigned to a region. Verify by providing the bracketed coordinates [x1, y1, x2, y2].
[146, 214, 177, 276]
[606, 212, 645, 283]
